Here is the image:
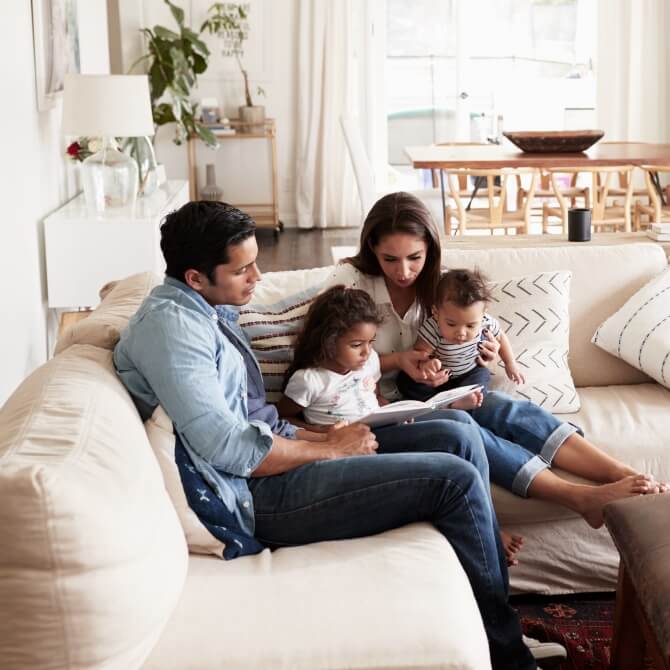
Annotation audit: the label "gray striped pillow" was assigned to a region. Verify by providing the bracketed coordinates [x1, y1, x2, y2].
[238, 286, 323, 402]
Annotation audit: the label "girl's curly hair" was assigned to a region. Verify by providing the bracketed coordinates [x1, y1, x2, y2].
[283, 285, 383, 387]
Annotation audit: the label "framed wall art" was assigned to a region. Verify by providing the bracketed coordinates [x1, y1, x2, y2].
[31, 0, 81, 111]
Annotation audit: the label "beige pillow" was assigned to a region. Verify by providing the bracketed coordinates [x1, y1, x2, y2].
[145, 406, 226, 558]
[55, 271, 162, 354]
[488, 270, 580, 413]
[592, 266, 670, 388]
[0, 345, 187, 670]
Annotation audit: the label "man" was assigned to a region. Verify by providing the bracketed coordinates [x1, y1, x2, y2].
[113, 201, 538, 670]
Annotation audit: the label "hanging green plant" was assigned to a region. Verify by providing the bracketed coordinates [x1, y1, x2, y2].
[131, 0, 217, 148]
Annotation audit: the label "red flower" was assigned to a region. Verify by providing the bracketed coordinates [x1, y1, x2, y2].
[66, 142, 81, 157]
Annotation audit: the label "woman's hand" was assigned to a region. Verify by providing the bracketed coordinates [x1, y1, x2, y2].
[398, 350, 450, 386]
[476, 329, 501, 369]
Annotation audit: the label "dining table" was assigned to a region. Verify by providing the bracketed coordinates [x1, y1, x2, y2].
[404, 142, 670, 231]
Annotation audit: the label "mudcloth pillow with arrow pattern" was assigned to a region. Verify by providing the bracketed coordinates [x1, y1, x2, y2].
[487, 270, 579, 413]
[592, 266, 670, 389]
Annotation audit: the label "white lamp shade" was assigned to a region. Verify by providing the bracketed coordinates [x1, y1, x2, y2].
[62, 74, 155, 137]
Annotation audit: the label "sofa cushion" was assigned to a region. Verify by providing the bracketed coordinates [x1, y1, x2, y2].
[0, 345, 188, 670]
[143, 523, 491, 670]
[55, 272, 162, 354]
[592, 266, 670, 389]
[488, 270, 579, 412]
[492, 382, 670, 525]
[443, 243, 668, 386]
[145, 406, 226, 558]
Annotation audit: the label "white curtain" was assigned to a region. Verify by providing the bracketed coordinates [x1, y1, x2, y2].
[295, 0, 359, 228]
[596, 0, 670, 142]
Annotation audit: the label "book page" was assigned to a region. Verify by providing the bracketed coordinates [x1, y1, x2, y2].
[358, 401, 432, 428]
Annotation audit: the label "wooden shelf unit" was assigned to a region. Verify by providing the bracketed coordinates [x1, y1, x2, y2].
[187, 118, 281, 233]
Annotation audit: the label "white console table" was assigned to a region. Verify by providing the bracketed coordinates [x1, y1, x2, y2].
[44, 180, 189, 309]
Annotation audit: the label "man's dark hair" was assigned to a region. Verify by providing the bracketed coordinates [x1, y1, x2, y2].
[160, 201, 256, 283]
[283, 285, 383, 387]
[436, 269, 492, 307]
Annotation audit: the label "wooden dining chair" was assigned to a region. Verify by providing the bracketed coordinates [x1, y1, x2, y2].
[633, 165, 670, 229]
[598, 143, 651, 227]
[542, 166, 635, 233]
[444, 168, 538, 236]
[515, 169, 589, 214]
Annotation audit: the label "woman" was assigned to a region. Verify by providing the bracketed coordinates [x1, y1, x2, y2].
[324, 191, 666, 546]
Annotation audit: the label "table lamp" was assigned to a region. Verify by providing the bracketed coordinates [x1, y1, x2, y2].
[62, 74, 155, 216]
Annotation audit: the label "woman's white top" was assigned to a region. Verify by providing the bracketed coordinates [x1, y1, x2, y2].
[325, 263, 422, 399]
[284, 350, 381, 425]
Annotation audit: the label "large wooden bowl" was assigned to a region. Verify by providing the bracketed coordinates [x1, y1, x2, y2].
[503, 130, 605, 153]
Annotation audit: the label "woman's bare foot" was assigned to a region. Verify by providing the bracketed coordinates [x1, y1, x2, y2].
[501, 529, 524, 567]
[577, 475, 656, 529]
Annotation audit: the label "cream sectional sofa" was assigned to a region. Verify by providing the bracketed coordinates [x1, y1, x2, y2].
[1, 242, 668, 670]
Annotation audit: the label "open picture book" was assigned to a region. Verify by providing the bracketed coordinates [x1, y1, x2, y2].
[359, 384, 483, 428]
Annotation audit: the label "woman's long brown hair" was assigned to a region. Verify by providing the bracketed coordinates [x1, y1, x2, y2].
[346, 192, 442, 317]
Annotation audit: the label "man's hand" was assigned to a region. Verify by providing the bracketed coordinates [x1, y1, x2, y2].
[476, 330, 501, 368]
[325, 422, 378, 458]
[398, 350, 450, 386]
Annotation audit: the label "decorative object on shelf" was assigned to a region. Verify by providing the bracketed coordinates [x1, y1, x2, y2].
[62, 74, 155, 216]
[131, 0, 217, 149]
[503, 130, 605, 153]
[200, 164, 224, 202]
[200, 97, 220, 124]
[202, 3, 266, 133]
[568, 208, 592, 242]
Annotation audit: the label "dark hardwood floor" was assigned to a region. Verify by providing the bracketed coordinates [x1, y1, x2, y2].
[255, 228, 360, 272]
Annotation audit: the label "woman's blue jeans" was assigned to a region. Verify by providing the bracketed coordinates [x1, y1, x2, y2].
[469, 390, 580, 496]
[249, 413, 536, 670]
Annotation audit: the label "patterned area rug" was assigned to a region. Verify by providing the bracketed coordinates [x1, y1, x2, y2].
[512, 592, 657, 670]
[512, 593, 616, 670]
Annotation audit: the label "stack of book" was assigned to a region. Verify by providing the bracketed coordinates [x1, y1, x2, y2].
[647, 223, 670, 241]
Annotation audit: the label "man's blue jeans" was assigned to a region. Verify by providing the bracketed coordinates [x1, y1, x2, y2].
[249, 413, 536, 670]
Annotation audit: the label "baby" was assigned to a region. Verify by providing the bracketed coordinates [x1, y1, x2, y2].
[397, 268, 524, 405]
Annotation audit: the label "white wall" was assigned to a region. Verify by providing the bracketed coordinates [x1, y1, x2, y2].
[0, 2, 109, 405]
[116, 0, 299, 225]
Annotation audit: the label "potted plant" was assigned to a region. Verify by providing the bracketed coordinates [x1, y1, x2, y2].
[131, 0, 217, 148]
[202, 3, 266, 133]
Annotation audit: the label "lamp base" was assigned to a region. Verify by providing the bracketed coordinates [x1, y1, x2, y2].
[81, 137, 138, 216]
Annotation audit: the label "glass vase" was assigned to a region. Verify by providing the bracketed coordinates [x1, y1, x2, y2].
[121, 136, 159, 197]
[81, 137, 138, 216]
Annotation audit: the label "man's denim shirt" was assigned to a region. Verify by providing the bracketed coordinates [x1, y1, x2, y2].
[113, 277, 297, 538]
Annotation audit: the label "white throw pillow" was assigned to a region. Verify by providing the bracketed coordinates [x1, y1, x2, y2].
[591, 266, 670, 388]
[144, 406, 226, 558]
[488, 270, 580, 413]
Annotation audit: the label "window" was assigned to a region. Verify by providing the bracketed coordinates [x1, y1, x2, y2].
[385, 0, 596, 166]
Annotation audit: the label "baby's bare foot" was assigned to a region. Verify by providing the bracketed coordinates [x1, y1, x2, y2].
[579, 475, 653, 529]
[501, 530, 524, 567]
[450, 390, 483, 411]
